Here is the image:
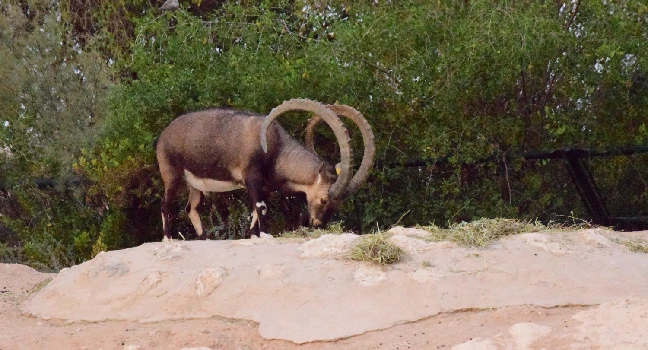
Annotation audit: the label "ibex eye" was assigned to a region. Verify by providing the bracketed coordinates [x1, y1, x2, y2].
[320, 198, 328, 205]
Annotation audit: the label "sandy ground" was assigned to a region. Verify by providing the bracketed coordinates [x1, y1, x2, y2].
[1, 268, 591, 350]
[2, 228, 648, 349]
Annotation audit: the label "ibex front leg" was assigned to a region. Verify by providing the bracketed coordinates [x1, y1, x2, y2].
[244, 170, 267, 238]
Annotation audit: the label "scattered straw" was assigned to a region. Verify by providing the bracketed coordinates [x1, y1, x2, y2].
[613, 238, 648, 253]
[350, 233, 404, 265]
[417, 218, 559, 247]
[279, 221, 346, 239]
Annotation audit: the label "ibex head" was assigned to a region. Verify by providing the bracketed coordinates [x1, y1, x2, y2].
[260, 100, 375, 228]
[305, 162, 340, 227]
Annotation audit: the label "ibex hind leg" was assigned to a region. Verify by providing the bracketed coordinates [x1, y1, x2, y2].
[185, 186, 205, 240]
[158, 156, 183, 242]
[160, 178, 182, 242]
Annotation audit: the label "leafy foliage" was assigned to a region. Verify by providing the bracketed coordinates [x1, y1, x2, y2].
[0, 0, 111, 180]
[0, 0, 110, 270]
[1, 0, 648, 270]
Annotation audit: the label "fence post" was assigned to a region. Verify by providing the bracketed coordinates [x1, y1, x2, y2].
[562, 150, 610, 226]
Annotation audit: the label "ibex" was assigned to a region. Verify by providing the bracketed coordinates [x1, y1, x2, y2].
[155, 99, 375, 241]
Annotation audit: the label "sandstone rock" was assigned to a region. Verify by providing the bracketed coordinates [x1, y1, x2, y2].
[353, 264, 386, 286]
[23, 230, 648, 344]
[195, 267, 227, 296]
[387, 226, 431, 238]
[298, 233, 359, 259]
[523, 233, 571, 254]
[389, 234, 452, 254]
[571, 298, 648, 348]
[580, 229, 614, 247]
[453, 299, 648, 349]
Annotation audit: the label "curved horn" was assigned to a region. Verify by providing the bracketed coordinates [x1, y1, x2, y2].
[304, 104, 375, 197]
[261, 99, 352, 200]
[304, 115, 319, 153]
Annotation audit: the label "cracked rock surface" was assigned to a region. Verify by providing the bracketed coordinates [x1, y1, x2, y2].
[4, 228, 648, 348]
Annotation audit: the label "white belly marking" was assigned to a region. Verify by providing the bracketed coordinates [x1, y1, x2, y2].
[184, 170, 245, 193]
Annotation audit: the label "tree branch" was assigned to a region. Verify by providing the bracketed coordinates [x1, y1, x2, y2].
[564, 0, 581, 30]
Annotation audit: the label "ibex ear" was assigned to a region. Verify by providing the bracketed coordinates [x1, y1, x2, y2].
[317, 162, 335, 184]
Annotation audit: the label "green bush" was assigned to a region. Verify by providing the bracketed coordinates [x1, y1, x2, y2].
[2, 1, 648, 271]
[0, 0, 110, 271]
[80, 0, 648, 240]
